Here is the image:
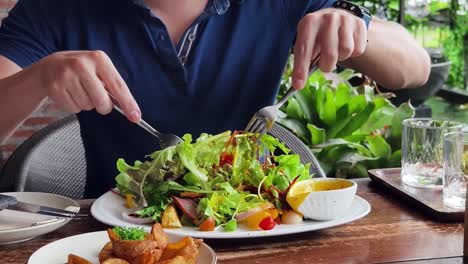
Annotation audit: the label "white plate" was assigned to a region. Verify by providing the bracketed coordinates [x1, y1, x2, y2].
[28, 230, 217, 264]
[0, 192, 79, 245]
[91, 190, 371, 239]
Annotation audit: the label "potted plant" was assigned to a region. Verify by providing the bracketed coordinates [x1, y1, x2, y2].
[277, 62, 415, 179]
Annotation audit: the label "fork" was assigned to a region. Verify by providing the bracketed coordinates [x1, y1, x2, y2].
[245, 55, 321, 135]
[109, 94, 183, 149]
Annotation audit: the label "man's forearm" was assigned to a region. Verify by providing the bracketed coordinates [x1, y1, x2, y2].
[343, 18, 431, 90]
[0, 66, 47, 143]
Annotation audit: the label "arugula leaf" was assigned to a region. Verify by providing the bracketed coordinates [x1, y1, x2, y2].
[112, 226, 146, 241]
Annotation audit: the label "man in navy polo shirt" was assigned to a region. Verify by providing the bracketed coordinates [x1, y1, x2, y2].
[0, 0, 430, 197]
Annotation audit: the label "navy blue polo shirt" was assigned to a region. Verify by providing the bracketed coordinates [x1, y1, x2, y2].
[0, 0, 335, 197]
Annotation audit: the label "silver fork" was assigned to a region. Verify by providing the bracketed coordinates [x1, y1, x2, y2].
[245, 55, 321, 135]
[109, 95, 183, 149]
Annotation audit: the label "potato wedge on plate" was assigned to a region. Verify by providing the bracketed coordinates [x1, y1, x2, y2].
[99, 241, 114, 263]
[102, 258, 130, 264]
[67, 254, 92, 264]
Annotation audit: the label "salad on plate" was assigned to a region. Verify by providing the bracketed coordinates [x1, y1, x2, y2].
[115, 131, 317, 232]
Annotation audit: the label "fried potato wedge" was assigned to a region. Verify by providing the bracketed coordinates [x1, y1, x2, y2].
[102, 258, 130, 264]
[67, 254, 92, 264]
[113, 238, 163, 261]
[151, 223, 168, 250]
[99, 241, 114, 263]
[133, 252, 155, 264]
[160, 237, 200, 264]
[158, 255, 188, 264]
[107, 228, 119, 242]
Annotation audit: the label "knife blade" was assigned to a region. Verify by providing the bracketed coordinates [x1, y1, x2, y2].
[0, 194, 87, 219]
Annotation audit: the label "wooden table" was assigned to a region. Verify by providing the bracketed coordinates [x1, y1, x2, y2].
[0, 179, 465, 264]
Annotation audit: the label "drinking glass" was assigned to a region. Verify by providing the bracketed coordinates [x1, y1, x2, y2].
[442, 132, 468, 209]
[401, 118, 463, 188]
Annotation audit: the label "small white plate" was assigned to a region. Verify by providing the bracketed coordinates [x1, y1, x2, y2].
[0, 192, 79, 245]
[91, 190, 371, 239]
[28, 230, 217, 264]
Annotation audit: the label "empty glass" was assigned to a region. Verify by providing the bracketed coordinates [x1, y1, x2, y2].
[442, 132, 468, 209]
[401, 118, 463, 188]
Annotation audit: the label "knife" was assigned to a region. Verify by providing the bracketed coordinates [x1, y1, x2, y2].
[0, 194, 87, 219]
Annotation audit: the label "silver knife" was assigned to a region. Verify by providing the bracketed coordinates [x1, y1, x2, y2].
[0, 194, 87, 219]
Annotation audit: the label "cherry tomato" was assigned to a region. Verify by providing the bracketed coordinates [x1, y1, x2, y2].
[259, 216, 275, 230]
[199, 216, 215, 231]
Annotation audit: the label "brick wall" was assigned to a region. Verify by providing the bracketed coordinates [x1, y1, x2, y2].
[0, 0, 67, 168]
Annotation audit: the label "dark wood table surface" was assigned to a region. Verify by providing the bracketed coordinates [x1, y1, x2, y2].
[0, 178, 465, 264]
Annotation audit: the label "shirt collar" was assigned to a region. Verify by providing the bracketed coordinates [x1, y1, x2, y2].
[131, 0, 233, 15]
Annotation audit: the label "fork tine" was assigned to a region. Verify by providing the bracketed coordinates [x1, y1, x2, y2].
[245, 117, 259, 132]
[249, 119, 264, 134]
[255, 123, 267, 134]
[258, 125, 268, 135]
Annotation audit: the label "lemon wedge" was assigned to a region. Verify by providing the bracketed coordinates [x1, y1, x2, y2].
[286, 179, 315, 213]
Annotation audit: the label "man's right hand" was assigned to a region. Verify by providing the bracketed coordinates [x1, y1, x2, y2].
[33, 50, 141, 122]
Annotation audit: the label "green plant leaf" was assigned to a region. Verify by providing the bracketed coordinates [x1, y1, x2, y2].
[307, 123, 326, 145]
[312, 138, 372, 157]
[327, 116, 350, 139]
[335, 83, 352, 109]
[360, 105, 396, 135]
[344, 134, 366, 143]
[337, 152, 379, 166]
[366, 135, 392, 159]
[320, 88, 337, 126]
[373, 97, 390, 110]
[336, 102, 375, 138]
[285, 97, 303, 121]
[315, 84, 325, 121]
[348, 95, 367, 114]
[294, 87, 316, 122]
[320, 145, 348, 162]
[276, 118, 309, 143]
[337, 69, 356, 81]
[335, 163, 369, 178]
[389, 150, 402, 167]
[308, 69, 329, 88]
[390, 102, 415, 138]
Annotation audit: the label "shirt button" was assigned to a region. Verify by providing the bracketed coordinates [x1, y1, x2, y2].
[160, 35, 165, 41]
[188, 33, 196, 41]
